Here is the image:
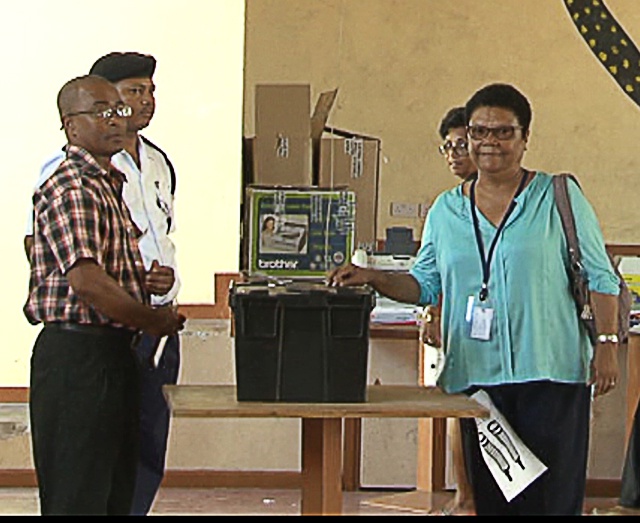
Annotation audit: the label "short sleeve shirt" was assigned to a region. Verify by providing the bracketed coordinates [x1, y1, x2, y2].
[23, 145, 148, 327]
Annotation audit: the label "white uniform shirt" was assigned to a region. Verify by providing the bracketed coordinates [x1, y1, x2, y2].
[26, 138, 180, 306]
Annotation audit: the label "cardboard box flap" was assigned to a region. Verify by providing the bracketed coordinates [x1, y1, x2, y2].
[255, 84, 311, 137]
[323, 125, 381, 142]
[254, 84, 312, 186]
[311, 89, 338, 140]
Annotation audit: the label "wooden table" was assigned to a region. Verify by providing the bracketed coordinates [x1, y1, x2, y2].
[163, 384, 488, 516]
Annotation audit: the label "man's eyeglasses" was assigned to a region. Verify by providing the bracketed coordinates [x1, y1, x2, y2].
[438, 140, 469, 156]
[63, 104, 133, 125]
[467, 125, 523, 141]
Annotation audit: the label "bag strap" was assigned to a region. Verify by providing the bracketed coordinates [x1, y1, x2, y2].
[552, 173, 582, 267]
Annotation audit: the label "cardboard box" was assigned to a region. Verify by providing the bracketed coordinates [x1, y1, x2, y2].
[253, 84, 312, 186]
[246, 85, 381, 253]
[318, 131, 381, 252]
[243, 186, 356, 279]
[312, 89, 381, 252]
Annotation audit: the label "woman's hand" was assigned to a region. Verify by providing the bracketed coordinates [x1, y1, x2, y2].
[326, 263, 373, 287]
[420, 306, 442, 347]
[589, 343, 620, 397]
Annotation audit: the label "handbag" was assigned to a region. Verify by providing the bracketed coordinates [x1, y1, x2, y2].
[552, 173, 631, 344]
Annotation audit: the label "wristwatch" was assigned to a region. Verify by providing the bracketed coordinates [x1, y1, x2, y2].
[421, 309, 439, 324]
[596, 333, 619, 344]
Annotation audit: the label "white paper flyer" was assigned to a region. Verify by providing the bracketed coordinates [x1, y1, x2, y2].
[471, 390, 548, 502]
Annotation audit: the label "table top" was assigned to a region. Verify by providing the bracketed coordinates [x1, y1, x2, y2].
[370, 323, 418, 340]
[163, 384, 488, 419]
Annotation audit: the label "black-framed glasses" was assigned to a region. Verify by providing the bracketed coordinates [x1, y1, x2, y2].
[467, 125, 523, 141]
[438, 140, 469, 157]
[64, 104, 133, 122]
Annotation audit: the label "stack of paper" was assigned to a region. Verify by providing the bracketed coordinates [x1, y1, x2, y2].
[370, 295, 421, 325]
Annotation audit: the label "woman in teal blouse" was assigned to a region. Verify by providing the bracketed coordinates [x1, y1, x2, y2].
[327, 83, 620, 515]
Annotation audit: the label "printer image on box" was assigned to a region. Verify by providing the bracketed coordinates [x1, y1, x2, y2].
[259, 214, 308, 254]
[245, 186, 356, 278]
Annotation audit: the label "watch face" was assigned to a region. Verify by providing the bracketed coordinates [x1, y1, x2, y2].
[597, 334, 619, 344]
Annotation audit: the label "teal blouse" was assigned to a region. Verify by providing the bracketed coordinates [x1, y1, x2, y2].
[409, 171, 620, 394]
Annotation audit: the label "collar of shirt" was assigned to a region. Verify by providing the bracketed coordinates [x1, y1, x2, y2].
[64, 144, 128, 190]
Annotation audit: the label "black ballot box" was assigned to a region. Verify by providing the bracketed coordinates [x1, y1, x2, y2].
[229, 280, 376, 402]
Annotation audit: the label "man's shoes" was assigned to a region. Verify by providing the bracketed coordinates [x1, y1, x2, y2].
[592, 505, 640, 516]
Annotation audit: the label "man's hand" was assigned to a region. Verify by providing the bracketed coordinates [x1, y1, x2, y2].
[67, 259, 184, 335]
[147, 305, 186, 337]
[146, 259, 175, 295]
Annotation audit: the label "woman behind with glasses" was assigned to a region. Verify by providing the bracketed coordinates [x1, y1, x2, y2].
[328, 83, 620, 515]
[421, 106, 476, 515]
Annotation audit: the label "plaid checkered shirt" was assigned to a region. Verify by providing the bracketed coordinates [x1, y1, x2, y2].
[24, 145, 148, 327]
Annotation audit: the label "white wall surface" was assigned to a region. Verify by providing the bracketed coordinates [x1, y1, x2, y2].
[2, 0, 245, 385]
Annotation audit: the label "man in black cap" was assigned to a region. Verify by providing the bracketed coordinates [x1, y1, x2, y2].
[25, 52, 181, 515]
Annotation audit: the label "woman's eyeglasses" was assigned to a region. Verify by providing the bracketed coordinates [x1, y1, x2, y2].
[438, 140, 469, 157]
[467, 125, 523, 141]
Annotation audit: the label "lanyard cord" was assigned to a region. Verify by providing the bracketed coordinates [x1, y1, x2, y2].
[470, 169, 528, 302]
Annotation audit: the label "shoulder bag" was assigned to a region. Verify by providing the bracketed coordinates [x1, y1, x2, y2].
[553, 173, 631, 344]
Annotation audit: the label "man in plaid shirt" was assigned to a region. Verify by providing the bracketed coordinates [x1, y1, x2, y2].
[23, 74, 185, 515]
[25, 52, 182, 516]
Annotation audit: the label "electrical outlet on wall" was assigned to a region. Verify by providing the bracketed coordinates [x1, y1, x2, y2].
[390, 202, 419, 217]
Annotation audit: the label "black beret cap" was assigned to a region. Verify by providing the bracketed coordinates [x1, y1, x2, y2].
[89, 52, 156, 83]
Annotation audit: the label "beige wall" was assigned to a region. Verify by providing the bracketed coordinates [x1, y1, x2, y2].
[3, 0, 245, 385]
[243, 0, 640, 242]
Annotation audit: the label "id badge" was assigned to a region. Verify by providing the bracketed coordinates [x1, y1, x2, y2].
[466, 295, 494, 341]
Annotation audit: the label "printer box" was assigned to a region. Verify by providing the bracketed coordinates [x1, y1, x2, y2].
[243, 186, 356, 278]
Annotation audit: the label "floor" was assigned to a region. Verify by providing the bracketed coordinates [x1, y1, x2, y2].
[0, 487, 623, 516]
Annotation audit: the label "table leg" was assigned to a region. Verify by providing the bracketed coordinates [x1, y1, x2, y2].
[416, 417, 447, 491]
[301, 418, 343, 515]
[416, 335, 447, 491]
[342, 418, 361, 491]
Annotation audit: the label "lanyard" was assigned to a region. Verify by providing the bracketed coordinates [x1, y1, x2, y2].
[470, 170, 528, 302]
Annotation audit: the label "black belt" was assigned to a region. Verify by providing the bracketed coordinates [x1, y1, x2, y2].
[45, 322, 138, 340]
